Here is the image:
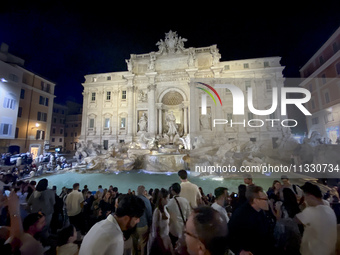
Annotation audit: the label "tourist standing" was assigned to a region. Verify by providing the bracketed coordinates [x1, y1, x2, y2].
[65, 183, 85, 236]
[228, 185, 276, 255]
[295, 182, 337, 255]
[178, 170, 202, 209]
[148, 188, 174, 255]
[79, 194, 145, 255]
[132, 185, 152, 255]
[211, 187, 229, 223]
[280, 175, 303, 202]
[26, 178, 55, 244]
[166, 183, 191, 247]
[185, 206, 228, 255]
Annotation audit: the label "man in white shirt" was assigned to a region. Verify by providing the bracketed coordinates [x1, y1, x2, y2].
[211, 187, 229, 223]
[65, 183, 85, 235]
[79, 195, 145, 255]
[295, 182, 337, 255]
[178, 170, 202, 208]
[166, 182, 191, 246]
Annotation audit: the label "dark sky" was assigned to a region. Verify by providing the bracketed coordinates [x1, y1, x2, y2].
[1, 1, 340, 109]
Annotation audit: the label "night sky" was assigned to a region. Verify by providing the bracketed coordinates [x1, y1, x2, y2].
[1, 1, 340, 112]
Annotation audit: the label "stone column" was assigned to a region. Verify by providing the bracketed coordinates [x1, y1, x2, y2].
[156, 103, 163, 135]
[186, 69, 198, 137]
[124, 74, 135, 139]
[146, 72, 157, 136]
[182, 101, 189, 135]
[80, 90, 89, 141]
[147, 84, 157, 135]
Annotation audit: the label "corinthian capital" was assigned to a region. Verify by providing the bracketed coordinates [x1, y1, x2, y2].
[147, 84, 157, 91]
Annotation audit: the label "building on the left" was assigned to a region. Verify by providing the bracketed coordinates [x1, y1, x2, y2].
[0, 43, 55, 159]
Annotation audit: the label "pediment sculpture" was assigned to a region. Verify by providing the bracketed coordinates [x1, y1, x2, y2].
[156, 30, 187, 54]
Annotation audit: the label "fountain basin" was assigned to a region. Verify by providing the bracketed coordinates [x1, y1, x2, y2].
[143, 153, 186, 172]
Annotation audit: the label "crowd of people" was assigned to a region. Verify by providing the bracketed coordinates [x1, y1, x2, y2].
[0, 169, 339, 255]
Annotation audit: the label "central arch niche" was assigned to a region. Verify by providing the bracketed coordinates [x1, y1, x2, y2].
[160, 90, 185, 136]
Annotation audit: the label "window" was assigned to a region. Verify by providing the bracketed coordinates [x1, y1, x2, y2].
[37, 112, 47, 122]
[52, 138, 55, 142]
[122, 90, 127, 100]
[0, 123, 12, 136]
[106, 91, 111, 100]
[9, 74, 18, 82]
[75, 132, 77, 137]
[59, 138, 62, 142]
[91, 92, 96, 101]
[319, 55, 324, 65]
[89, 118, 95, 128]
[264, 61, 269, 67]
[20, 89, 25, 99]
[15, 127, 19, 138]
[243, 63, 249, 69]
[325, 92, 330, 104]
[312, 117, 319, 125]
[3, 95, 16, 110]
[60, 129, 63, 135]
[18, 107, 22, 117]
[104, 118, 110, 128]
[36, 130, 45, 140]
[224, 65, 230, 70]
[120, 117, 126, 128]
[336, 62, 340, 75]
[265, 80, 272, 91]
[107, 76, 111, 80]
[39, 96, 49, 106]
[325, 113, 334, 123]
[103, 140, 108, 150]
[52, 128, 56, 134]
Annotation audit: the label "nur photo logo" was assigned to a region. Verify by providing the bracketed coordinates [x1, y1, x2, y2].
[196, 81, 312, 128]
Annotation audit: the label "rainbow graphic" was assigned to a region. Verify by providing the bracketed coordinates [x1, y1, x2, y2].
[196, 82, 222, 106]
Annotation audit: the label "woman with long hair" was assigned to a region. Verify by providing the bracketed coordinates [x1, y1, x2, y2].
[148, 188, 174, 255]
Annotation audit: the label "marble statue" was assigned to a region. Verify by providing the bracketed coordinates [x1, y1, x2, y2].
[166, 111, 178, 135]
[138, 113, 148, 132]
[200, 113, 211, 130]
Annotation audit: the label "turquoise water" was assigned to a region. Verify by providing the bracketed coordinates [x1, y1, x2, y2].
[33, 170, 276, 195]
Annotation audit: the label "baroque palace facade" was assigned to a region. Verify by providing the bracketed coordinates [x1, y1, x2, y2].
[80, 31, 286, 149]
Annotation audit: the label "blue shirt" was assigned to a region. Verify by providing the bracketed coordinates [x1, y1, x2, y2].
[137, 195, 152, 228]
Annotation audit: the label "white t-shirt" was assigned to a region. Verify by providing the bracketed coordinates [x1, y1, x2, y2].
[180, 181, 201, 208]
[166, 196, 191, 237]
[296, 204, 337, 255]
[79, 214, 124, 255]
[65, 190, 84, 216]
[211, 202, 229, 223]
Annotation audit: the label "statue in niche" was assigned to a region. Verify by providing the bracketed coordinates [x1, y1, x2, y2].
[188, 48, 196, 67]
[211, 47, 221, 66]
[125, 59, 132, 72]
[200, 113, 211, 130]
[166, 111, 178, 135]
[138, 113, 148, 132]
[148, 54, 156, 71]
[138, 90, 147, 102]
